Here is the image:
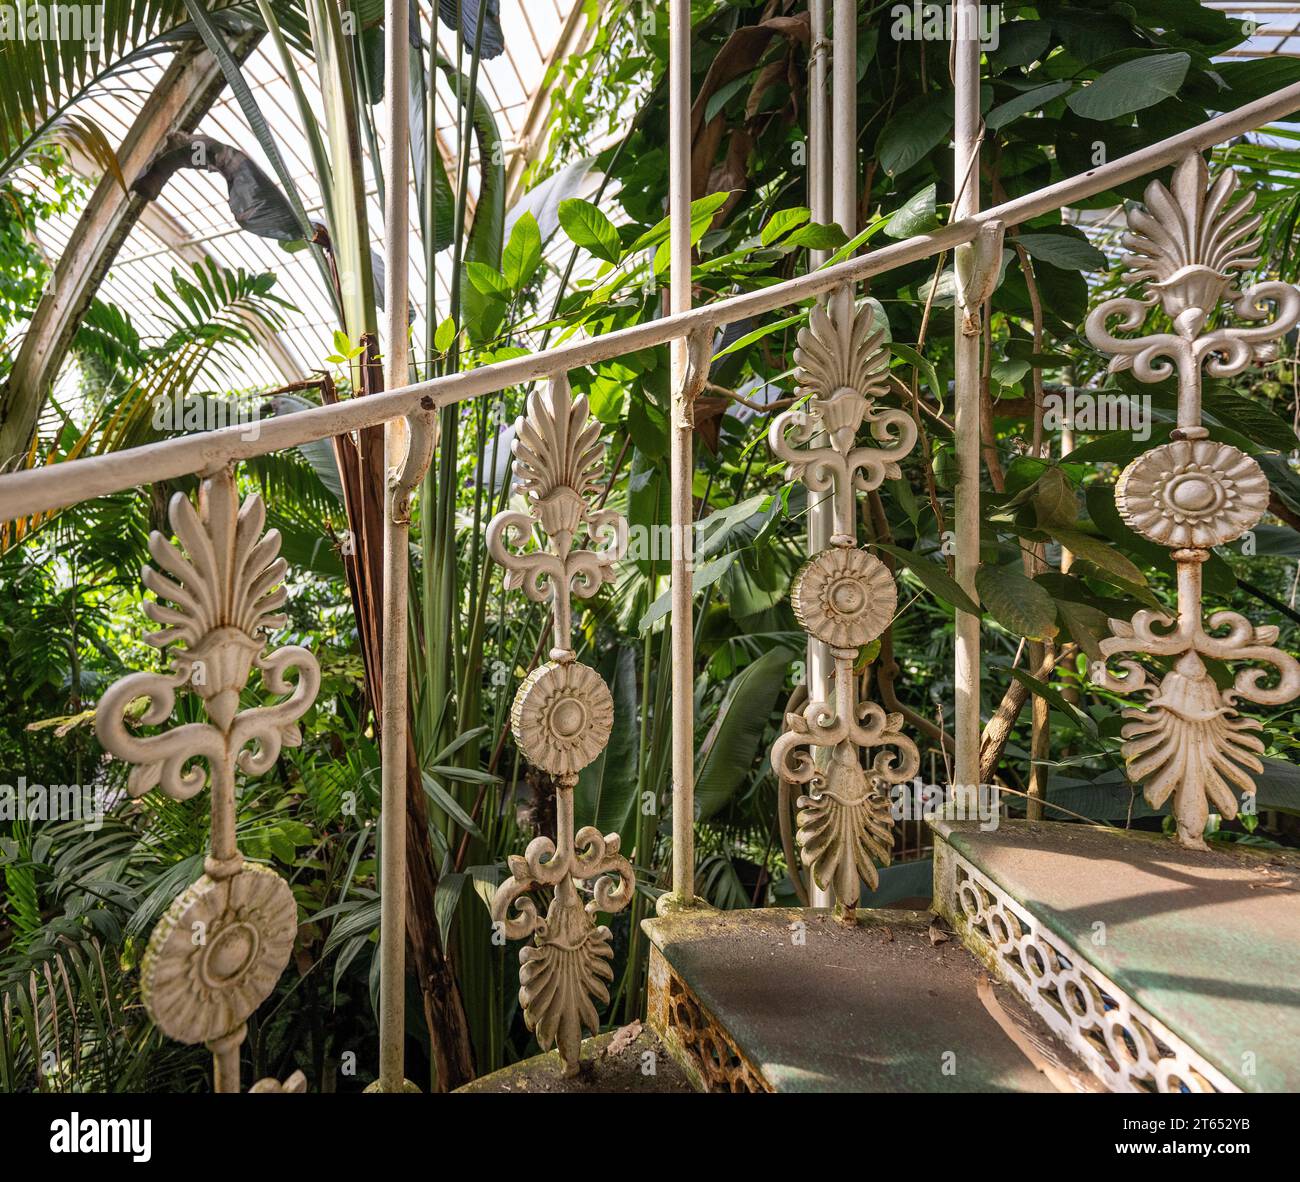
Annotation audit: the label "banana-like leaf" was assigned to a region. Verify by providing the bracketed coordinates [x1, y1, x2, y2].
[133, 132, 300, 242]
[435, 54, 504, 336]
[695, 645, 795, 821]
[435, 0, 503, 59]
[306, 0, 376, 341]
[576, 646, 640, 839]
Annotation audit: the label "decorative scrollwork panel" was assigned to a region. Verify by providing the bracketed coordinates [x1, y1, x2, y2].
[94, 469, 317, 1092]
[486, 374, 633, 1076]
[948, 853, 1235, 1092]
[768, 288, 920, 911]
[1086, 155, 1300, 849]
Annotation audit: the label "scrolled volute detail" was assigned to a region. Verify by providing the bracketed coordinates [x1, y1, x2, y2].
[1085, 155, 1300, 402]
[771, 659, 920, 900]
[95, 476, 320, 802]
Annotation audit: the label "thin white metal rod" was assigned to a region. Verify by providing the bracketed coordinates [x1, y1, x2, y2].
[667, 0, 695, 906]
[805, 0, 832, 910]
[378, 0, 410, 1093]
[831, 0, 856, 237]
[808, 0, 831, 269]
[806, 0, 857, 910]
[4, 80, 1300, 522]
[952, 1, 981, 808]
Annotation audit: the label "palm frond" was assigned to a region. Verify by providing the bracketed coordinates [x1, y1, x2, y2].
[0, 2, 243, 181]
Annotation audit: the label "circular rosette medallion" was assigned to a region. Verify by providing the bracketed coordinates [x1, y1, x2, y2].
[1116, 439, 1268, 548]
[141, 863, 297, 1044]
[511, 660, 613, 777]
[792, 548, 897, 648]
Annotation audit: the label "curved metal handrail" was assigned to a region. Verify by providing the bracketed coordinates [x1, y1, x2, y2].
[1, 81, 1298, 524]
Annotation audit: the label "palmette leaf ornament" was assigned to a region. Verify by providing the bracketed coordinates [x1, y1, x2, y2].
[485, 374, 632, 1076]
[250, 1070, 308, 1093]
[488, 374, 626, 656]
[1086, 156, 1300, 849]
[1085, 155, 1300, 412]
[771, 291, 917, 545]
[94, 469, 317, 1092]
[768, 288, 919, 909]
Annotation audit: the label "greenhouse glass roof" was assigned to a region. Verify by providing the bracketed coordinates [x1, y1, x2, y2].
[18, 0, 594, 415]
[12, 2, 1300, 431]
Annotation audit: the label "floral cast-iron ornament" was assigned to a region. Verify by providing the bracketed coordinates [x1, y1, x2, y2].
[1086, 155, 1300, 848]
[768, 288, 920, 910]
[95, 470, 317, 1091]
[486, 375, 633, 1075]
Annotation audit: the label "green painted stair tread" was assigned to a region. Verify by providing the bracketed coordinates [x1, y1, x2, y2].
[643, 906, 1071, 1092]
[934, 818, 1300, 1091]
[456, 1026, 694, 1093]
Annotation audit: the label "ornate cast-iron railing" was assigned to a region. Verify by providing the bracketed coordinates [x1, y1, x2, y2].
[1, 3, 1299, 1085]
[93, 469, 319, 1093]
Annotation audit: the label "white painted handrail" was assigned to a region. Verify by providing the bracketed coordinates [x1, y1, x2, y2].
[2, 81, 1299, 524]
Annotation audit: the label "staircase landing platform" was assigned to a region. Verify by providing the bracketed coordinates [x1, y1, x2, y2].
[643, 906, 1076, 1092]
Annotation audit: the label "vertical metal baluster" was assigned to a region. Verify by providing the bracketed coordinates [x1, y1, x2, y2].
[665, 0, 700, 911]
[376, 0, 416, 1095]
[486, 374, 634, 1075]
[808, 0, 831, 271]
[952, 0, 983, 810]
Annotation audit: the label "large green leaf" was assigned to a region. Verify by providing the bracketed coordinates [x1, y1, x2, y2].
[1211, 58, 1300, 109]
[860, 858, 933, 907]
[1047, 758, 1300, 821]
[502, 211, 542, 291]
[558, 198, 622, 264]
[1015, 229, 1107, 272]
[986, 82, 1072, 130]
[694, 646, 793, 821]
[976, 563, 1058, 640]
[575, 647, 640, 838]
[877, 94, 953, 178]
[1042, 526, 1146, 587]
[639, 553, 736, 632]
[883, 184, 938, 239]
[1005, 667, 1097, 735]
[1202, 390, 1299, 452]
[875, 543, 982, 616]
[1031, 467, 1078, 528]
[1054, 598, 1109, 661]
[1066, 53, 1191, 121]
